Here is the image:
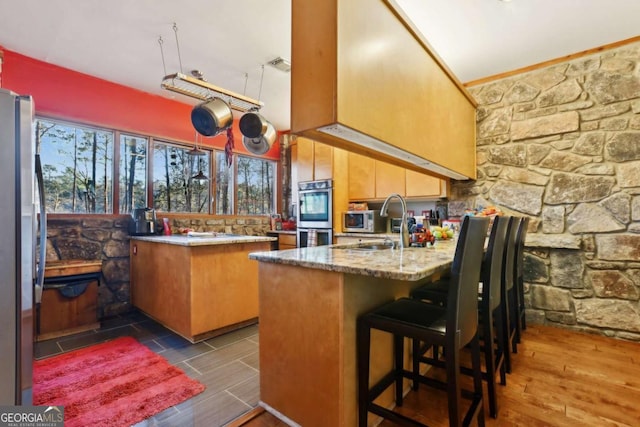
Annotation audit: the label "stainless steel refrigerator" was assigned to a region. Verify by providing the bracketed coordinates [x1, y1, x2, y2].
[0, 88, 46, 405]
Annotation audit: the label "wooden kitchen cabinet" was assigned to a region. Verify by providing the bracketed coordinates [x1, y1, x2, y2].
[291, 136, 333, 183]
[293, 137, 314, 183]
[290, 137, 349, 237]
[291, 0, 477, 180]
[37, 260, 102, 341]
[406, 170, 448, 198]
[314, 142, 333, 180]
[347, 155, 448, 201]
[130, 239, 271, 342]
[347, 152, 376, 200]
[278, 233, 297, 250]
[375, 161, 405, 198]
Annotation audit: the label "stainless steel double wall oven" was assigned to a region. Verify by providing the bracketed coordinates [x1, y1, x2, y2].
[297, 179, 333, 247]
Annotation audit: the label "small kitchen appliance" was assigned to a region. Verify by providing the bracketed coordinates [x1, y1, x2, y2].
[130, 208, 157, 235]
[390, 217, 403, 233]
[343, 210, 386, 233]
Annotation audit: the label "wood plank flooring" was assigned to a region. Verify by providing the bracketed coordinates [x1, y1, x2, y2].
[240, 324, 640, 427]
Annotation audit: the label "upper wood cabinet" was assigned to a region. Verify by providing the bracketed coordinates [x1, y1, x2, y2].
[291, 137, 333, 183]
[314, 142, 333, 180]
[375, 161, 405, 198]
[347, 156, 448, 201]
[347, 152, 375, 200]
[290, 137, 350, 235]
[406, 170, 446, 198]
[291, 0, 477, 180]
[293, 137, 315, 183]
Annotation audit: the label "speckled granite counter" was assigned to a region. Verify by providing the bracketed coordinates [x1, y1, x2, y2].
[334, 232, 399, 239]
[249, 239, 456, 281]
[130, 233, 275, 247]
[252, 238, 458, 426]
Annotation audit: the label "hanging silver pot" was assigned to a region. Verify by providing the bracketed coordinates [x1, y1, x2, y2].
[242, 121, 276, 155]
[239, 111, 269, 139]
[191, 97, 233, 137]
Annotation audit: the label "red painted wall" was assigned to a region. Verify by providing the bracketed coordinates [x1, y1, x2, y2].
[0, 48, 280, 159]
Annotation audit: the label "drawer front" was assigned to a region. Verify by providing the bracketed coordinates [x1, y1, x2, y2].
[279, 234, 297, 247]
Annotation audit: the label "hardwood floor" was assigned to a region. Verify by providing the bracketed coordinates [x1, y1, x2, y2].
[241, 324, 640, 427]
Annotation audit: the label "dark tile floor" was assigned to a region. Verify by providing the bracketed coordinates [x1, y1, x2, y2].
[35, 310, 261, 427]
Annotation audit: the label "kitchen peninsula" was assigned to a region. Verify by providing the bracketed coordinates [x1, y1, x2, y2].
[130, 234, 275, 342]
[249, 241, 458, 426]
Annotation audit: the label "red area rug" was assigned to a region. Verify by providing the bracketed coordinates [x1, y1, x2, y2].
[33, 336, 205, 427]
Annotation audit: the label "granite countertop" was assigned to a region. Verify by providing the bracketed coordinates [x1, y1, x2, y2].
[249, 239, 457, 281]
[266, 230, 297, 235]
[130, 233, 276, 247]
[334, 232, 399, 239]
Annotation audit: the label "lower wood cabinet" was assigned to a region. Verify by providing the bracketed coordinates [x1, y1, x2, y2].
[278, 233, 297, 250]
[130, 239, 271, 342]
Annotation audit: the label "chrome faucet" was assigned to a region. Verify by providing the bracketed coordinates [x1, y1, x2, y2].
[380, 193, 410, 249]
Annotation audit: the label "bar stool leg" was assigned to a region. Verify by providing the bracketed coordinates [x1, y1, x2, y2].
[483, 312, 498, 418]
[494, 307, 507, 385]
[470, 334, 486, 427]
[357, 320, 371, 427]
[394, 334, 404, 406]
[412, 339, 420, 391]
[445, 343, 462, 427]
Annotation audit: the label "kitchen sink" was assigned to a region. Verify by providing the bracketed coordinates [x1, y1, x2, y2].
[350, 243, 395, 251]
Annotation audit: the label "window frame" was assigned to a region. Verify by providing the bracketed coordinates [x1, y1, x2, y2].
[36, 116, 278, 216]
[150, 138, 213, 214]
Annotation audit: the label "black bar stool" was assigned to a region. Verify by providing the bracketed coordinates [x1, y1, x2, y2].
[501, 216, 521, 372]
[356, 216, 489, 427]
[410, 215, 510, 418]
[514, 216, 530, 343]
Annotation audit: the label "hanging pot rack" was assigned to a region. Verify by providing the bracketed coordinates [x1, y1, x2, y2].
[161, 72, 263, 112]
[158, 23, 263, 112]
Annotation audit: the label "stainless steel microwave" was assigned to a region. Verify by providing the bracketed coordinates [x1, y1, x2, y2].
[342, 210, 387, 233]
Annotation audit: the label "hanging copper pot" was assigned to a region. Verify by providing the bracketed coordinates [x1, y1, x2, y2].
[191, 97, 233, 137]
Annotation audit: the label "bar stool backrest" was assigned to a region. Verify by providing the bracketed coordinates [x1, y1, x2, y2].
[503, 217, 521, 292]
[447, 216, 490, 349]
[483, 216, 510, 312]
[515, 217, 529, 286]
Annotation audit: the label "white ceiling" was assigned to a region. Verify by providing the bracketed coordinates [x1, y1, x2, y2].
[0, 0, 638, 131]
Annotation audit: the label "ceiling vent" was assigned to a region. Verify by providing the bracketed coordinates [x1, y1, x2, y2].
[267, 57, 291, 73]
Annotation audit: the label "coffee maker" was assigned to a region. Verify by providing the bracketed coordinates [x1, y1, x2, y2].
[130, 208, 157, 235]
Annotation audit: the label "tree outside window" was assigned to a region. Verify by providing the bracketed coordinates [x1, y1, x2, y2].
[236, 155, 275, 215]
[214, 151, 234, 215]
[37, 119, 113, 213]
[152, 141, 211, 213]
[37, 118, 277, 216]
[119, 134, 147, 213]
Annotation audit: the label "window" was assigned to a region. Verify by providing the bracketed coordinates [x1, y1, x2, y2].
[236, 155, 276, 215]
[152, 141, 211, 213]
[119, 134, 147, 214]
[36, 117, 277, 216]
[214, 151, 234, 215]
[37, 119, 114, 213]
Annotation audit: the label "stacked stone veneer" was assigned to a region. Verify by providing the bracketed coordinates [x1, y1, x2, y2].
[46, 215, 271, 318]
[450, 41, 640, 340]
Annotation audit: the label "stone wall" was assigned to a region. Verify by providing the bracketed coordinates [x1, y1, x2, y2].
[46, 214, 271, 318]
[451, 41, 640, 340]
